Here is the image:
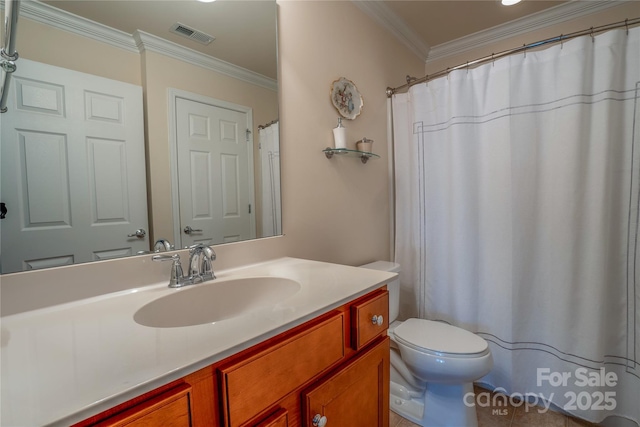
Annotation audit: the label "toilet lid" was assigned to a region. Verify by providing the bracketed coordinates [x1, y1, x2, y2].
[393, 319, 488, 355]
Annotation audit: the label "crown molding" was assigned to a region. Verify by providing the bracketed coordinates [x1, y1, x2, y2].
[353, 0, 430, 62]
[427, 1, 625, 63]
[19, 0, 138, 52]
[133, 31, 277, 92]
[18, 0, 277, 91]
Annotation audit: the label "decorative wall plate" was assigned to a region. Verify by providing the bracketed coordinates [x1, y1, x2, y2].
[330, 77, 363, 120]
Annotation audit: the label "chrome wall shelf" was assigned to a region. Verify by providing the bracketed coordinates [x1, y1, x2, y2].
[323, 147, 380, 164]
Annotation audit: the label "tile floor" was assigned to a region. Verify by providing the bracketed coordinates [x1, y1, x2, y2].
[389, 386, 600, 427]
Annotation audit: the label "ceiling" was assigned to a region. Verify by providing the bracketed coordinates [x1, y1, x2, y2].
[38, 0, 568, 79]
[385, 1, 566, 48]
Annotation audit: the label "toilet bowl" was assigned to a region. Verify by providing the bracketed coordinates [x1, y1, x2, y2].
[360, 261, 493, 427]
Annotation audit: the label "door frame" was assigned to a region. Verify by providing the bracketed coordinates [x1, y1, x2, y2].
[167, 88, 256, 249]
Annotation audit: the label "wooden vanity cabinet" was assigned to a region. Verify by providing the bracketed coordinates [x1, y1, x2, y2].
[75, 288, 389, 427]
[220, 288, 389, 427]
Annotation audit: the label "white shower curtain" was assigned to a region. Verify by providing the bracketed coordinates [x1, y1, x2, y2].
[259, 122, 282, 237]
[393, 27, 639, 425]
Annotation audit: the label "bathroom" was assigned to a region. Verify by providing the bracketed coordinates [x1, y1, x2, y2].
[1, 1, 639, 426]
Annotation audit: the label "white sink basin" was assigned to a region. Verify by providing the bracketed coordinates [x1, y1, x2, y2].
[134, 277, 301, 328]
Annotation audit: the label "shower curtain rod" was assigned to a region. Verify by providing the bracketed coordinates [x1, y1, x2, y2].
[386, 16, 640, 97]
[258, 119, 279, 130]
[0, 0, 21, 113]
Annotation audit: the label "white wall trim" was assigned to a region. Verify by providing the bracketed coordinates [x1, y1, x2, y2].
[353, 0, 626, 65]
[19, 0, 138, 52]
[352, 0, 430, 62]
[427, 1, 625, 63]
[133, 31, 277, 92]
[19, 0, 277, 91]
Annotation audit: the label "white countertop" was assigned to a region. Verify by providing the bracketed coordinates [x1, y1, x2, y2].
[0, 257, 396, 427]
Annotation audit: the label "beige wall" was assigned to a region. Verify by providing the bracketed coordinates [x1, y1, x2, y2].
[424, 2, 639, 75]
[17, 18, 141, 85]
[276, 0, 425, 266]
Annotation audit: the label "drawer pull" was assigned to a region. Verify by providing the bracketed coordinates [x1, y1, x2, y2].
[312, 414, 328, 427]
[371, 315, 384, 326]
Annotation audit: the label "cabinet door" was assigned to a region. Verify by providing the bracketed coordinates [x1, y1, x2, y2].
[94, 384, 192, 427]
[302, 337, 389, 427]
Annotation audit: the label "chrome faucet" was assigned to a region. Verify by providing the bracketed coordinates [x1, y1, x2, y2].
[188, 244, 216, 283]
[152, 244, 216, 288]
[153, 238, 173, 252]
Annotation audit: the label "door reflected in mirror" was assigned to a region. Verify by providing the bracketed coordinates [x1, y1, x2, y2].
[0, 0, 280, 274]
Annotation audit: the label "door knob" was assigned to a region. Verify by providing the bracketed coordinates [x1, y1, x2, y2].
[312, 414, 327, 427]
[127, 228, 146, 238]
[183, 226, 203, 235]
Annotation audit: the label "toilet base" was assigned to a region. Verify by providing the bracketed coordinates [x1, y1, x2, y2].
[390, 382, 425, 425]
[390, 380, 479, 427]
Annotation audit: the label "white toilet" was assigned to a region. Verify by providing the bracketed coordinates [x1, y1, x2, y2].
[361, 261, 493, 427]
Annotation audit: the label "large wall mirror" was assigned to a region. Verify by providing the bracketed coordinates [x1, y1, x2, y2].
[0, 0, 281, 274]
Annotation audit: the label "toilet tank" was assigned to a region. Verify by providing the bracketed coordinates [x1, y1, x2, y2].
[359, 261, 400, 323]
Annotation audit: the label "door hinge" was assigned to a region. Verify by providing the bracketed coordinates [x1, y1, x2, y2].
[246, 129, 252, 142]
[248, 204, 252, 214]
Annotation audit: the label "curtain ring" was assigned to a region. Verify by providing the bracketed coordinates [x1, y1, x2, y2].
[466, 61, 469, 74]
[560, 34, 563, 49]
[492, 53, 495, 66]
[625, 18, 629, 35]
[590, 27, 595, 43]
[523, 43, 527, 58]
[406, 75, 417, 85]
[446, 67, 450, 80]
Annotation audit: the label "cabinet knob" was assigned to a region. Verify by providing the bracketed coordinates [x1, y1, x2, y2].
[371, 314, 384, 326]
[312, 414, 327, 427]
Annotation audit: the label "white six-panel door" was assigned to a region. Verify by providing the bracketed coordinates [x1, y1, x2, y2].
[0, 59, 148, 273]
[175, 96, 255, 248]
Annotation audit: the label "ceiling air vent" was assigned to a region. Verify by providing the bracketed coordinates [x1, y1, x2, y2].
[170, 23, 215, 45]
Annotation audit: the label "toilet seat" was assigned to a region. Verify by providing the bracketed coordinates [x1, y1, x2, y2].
[393, 318, 489, 357]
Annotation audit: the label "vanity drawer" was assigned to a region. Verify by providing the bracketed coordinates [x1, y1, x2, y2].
[220, 313, 345, 427]
[351, 290, 389, 350]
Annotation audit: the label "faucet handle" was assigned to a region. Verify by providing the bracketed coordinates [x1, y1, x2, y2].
[152, 254, 190, 288]
[152, 253, 180, 262]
